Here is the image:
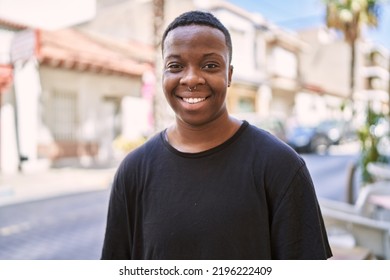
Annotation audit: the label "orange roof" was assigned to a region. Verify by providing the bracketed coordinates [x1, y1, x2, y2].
[36, 28, 154, 77]
[0, 17, 26, 30]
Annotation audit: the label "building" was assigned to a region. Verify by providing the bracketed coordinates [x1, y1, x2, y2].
[298, 27, 390, 127]
[0, 18, 154, 174]
[0, 19, 25, 173]
[358, 43, 389, 115]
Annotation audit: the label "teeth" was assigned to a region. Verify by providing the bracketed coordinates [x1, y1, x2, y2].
[183, 97, 206, 104]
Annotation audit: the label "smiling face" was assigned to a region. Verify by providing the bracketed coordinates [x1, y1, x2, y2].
[162, 25, 233, 128]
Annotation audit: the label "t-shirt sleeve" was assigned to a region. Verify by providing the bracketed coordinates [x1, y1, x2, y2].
[101, 164, 133, 260]
[270, 164, 333, 259]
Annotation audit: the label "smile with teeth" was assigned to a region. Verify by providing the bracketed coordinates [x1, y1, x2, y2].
[182, 97, 207, 104]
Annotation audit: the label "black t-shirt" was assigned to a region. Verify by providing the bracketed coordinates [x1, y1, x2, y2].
[101, 121, 332, 259]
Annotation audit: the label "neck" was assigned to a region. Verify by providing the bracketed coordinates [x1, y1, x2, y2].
[166, 114, 242, 153]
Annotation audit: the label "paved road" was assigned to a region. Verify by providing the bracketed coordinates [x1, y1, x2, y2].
[302, 153, 360, 202]
[0, 189, 111, 260]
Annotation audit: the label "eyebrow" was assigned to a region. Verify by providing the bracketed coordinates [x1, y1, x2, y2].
[164, 53, 225, 60]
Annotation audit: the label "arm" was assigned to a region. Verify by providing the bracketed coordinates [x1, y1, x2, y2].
[101, 165, 133, 260]
[270, 164, 333, 259]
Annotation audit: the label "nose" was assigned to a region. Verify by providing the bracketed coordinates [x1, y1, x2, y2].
[180, 66, 205, 88]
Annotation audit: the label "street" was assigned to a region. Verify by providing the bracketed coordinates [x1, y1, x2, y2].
[0, 153, 359, 260]
[302, 153, 360, 202]
[0, 189, 110, 260]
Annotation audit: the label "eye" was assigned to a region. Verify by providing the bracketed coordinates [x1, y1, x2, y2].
[166, 63, 183, 72]
[202, 63, 219, 70]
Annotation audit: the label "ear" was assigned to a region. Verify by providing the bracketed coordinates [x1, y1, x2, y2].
[228, 65, 233, 87]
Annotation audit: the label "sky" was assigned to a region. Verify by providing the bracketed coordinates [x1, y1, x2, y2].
[227, 0, 390, 50]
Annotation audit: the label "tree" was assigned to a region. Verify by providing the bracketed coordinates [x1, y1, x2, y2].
[324, 1, 384, 194]
[153, 0, 172, 133]
[324, 0, 380, 117]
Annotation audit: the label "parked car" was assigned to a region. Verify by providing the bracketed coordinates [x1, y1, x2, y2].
[232, 113, 287, 142]
[286, 120, 355, 154]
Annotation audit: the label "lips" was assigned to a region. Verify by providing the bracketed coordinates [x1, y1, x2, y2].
[182, 97, 207, 104]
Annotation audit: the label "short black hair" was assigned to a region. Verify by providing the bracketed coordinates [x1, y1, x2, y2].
[161, 10, 233, 63]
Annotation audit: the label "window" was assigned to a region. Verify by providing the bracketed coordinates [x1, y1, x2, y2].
[48, 90, 78, 141]
[270, 47, 297, 79]
[238, 96, 255, 113]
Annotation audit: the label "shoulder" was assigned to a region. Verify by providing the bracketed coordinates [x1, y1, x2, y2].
[244, 124, 317, 210]
[115, 132, 164, 178]
[244, 122, 304, 165]
[123, 132, 162, 160]
[110, 132, 165, 197]
[241, 123, 307, 188]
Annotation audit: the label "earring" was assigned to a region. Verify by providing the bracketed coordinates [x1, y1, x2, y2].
[188, 86, 197, 91]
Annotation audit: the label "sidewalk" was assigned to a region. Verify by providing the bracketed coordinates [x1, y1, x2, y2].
[328, 140, 360, 155]
[0, 164, 118, 207]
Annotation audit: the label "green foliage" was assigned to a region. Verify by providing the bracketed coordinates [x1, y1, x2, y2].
[324, 0, 380, 39]
[357, 105, 387, 184]
[113, 135, 146, 153]
[324, 0, 385, 185]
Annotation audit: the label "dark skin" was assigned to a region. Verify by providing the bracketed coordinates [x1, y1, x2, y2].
[162, 25, 242, 153]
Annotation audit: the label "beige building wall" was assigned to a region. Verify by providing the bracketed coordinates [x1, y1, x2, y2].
[298, 27, 390, 126]
[80, 0, 155, 45]
[38, 66, 143, 164]
[299, 28, 350, 98]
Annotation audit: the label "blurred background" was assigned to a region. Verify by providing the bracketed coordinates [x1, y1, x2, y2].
[0, 0, 390, 260]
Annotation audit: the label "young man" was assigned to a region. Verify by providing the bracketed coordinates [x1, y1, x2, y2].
[101, 10, 332, 260]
